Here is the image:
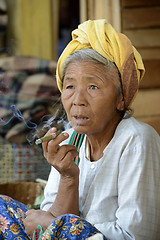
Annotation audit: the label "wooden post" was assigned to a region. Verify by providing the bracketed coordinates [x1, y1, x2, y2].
[79, 0, 121, 31]
[51, 0, 59, 60]
[6, 0, 57, 60]
[79, 0, 87, 23]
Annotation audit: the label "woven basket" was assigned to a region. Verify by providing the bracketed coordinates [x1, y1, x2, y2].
[0, 181, 45, 205]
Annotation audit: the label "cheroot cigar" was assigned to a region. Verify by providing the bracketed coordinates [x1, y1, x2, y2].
[35, 130, 61, 145]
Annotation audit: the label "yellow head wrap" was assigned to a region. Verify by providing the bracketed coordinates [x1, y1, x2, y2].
[56, 19, 145, 108]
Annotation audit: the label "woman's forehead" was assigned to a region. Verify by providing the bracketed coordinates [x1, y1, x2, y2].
[65, 60, 119, 81]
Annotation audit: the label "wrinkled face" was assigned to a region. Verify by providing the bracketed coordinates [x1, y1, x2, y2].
[61, 60, 123, 135]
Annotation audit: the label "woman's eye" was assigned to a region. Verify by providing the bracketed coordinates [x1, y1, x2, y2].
[66, 85, 74, 89]
[90, 85, 98, 90]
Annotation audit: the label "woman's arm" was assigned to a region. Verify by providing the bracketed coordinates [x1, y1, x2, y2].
[48, 174, 79, 217]
[24, 128, 80, 236]
[43, 129, 80, 217]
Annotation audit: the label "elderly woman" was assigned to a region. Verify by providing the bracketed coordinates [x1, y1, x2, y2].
[1, 19, 160, 240]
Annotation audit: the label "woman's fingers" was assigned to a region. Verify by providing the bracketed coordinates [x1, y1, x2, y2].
[42, 128, 69, 158]
[25, 209, 34, 216]
[42, 127, 57, 154]
[47, 144, 78, 165]
[52, 146, 79, 177]
[41, 128, 79, 177]
[48, 132, 69, 149]
[48, 144, 78, 164]
[24, 209, 55, 237]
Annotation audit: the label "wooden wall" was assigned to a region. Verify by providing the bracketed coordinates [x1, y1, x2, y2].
[121, 0, 160, 123]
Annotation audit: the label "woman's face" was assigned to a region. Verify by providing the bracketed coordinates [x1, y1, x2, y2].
[61, 60, 124, 135]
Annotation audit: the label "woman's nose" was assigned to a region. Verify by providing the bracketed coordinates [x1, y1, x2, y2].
[73, 88, 87, 106]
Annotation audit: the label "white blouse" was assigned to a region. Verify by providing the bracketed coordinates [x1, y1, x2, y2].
[41, 116, 160, 240]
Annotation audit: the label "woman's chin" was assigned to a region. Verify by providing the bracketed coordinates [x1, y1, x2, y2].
[71, 124, 89, 134]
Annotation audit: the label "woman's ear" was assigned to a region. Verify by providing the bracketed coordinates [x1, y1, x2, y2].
[116, 92, 125, 111]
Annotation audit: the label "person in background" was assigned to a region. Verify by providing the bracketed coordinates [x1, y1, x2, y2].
[1, 19, 160, 240]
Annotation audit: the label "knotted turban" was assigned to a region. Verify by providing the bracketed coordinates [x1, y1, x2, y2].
[56, 19, 145, 108]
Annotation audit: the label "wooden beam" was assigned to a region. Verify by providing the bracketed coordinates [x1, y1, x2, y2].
[140, 59, 160, 89]
[137, 48, 160, 60]
[122, 6, 160, 29]
[124, 29, 160, 48]
[121, 0, 160, 7]
[132, 89, 160, 120]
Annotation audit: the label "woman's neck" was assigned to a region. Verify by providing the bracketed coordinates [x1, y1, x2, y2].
[87, 117, 121, 161]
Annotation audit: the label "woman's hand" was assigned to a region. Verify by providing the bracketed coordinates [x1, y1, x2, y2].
[42, 128, 79, 179]
[42, 128, 80, 217]
[23, 209, 55, 238]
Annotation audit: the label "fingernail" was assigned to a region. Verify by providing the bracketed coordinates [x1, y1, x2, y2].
[63, 132, 68, 137]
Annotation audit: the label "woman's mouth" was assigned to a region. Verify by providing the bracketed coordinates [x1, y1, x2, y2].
[73, 115, 89, 125]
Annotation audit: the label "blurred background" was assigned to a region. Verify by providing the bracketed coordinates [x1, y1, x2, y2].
[0, 0, 160, 204]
